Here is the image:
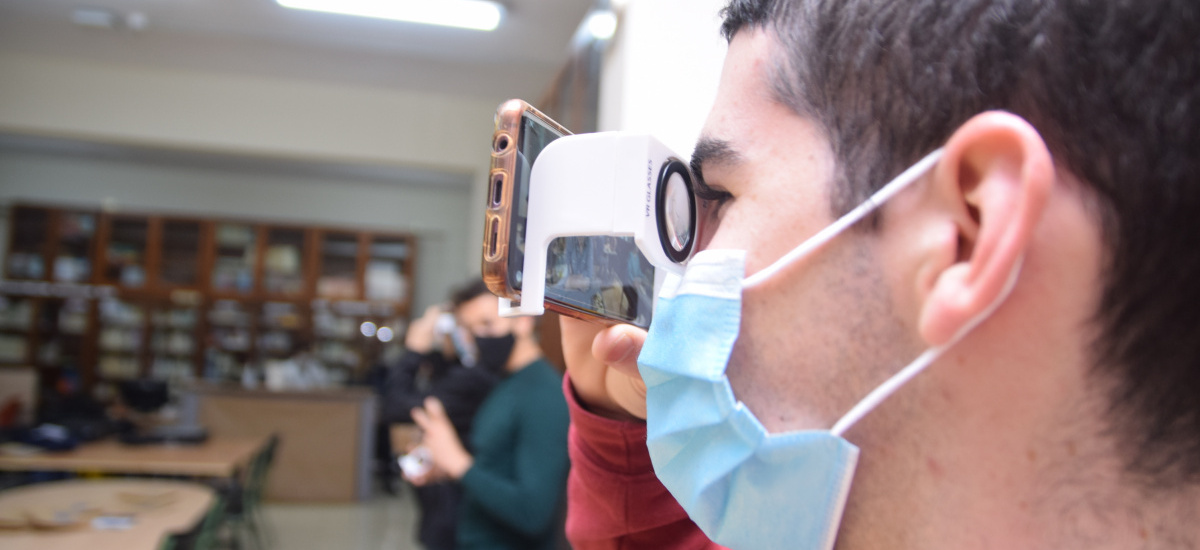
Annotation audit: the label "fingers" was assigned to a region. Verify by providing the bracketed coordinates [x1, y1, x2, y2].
[559, 316, 649, 421]
[559, 317, 616, 410]
[411, 397, 447, 430]
[606, 368, 648, 420]
[410, 407, 429, 430]
[410, 397, 473, 480]
[405, 306, 446, 352]
[423, 397, 447, 419]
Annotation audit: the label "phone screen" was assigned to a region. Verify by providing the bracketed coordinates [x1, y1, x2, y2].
[510, 115, 656, 328]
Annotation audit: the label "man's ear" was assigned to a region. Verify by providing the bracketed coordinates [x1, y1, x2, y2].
[918, 111, 1054, 346]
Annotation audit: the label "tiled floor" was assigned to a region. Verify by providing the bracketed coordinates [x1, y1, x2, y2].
[261, 484, 423, 550]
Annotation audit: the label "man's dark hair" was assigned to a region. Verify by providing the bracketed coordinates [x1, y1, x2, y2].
[720, 0, 1200, 486]
[451, 279, 494, 310]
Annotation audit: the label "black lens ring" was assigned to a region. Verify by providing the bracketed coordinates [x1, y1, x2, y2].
[655, 158, 697, 264]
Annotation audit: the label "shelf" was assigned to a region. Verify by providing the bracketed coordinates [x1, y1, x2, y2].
[104, 217, 149, 288]
[53, 212, 96, 283]
[7, 208, 50, 280]
[4, 202, 418, 384]
[212, 222, 257, 293]
[264, 228, 307, 295]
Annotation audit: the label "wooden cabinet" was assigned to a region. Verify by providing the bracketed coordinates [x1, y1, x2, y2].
[2, 203, 416, 392]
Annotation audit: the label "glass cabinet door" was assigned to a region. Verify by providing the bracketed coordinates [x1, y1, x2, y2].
[365, 236, 410, 303]
[150, 303, 199, 383]
[312, 301, 363, 380]
[0, 296, 35, 364]
[53, 211, 96, 283]
[105, 217, 149, 288]
[317, 232, 360, 299]
[205, 299, 252, 382]
[36, 298, 92, 369]
[212, 223, 257, 294]
[97, 298, 145, 379]
[160, 220, 202, 288]
[7, 207, 50, 280]
[264, 228, 307, 296]
[258, 301, 306, 361]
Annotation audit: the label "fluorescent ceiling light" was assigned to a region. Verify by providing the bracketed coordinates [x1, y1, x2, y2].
[71, 7, 119, 29]
[277, 0, 504, 31]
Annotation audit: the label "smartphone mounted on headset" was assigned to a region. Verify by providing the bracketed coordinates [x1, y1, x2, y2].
[483, 100, 698, 328]
[483, 100, 567, 300]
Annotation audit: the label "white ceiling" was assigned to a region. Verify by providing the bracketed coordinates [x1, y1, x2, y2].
[0, 0, 597, 102]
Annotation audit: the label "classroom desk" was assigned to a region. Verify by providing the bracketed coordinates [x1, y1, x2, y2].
[0, 478, 214, 550]
[0, 436, 266, 479]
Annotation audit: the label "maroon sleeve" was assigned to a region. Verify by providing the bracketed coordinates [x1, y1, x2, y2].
[563, 375, 727, 550]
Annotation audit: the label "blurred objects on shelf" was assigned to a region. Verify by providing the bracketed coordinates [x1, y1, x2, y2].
[264, 227, 307, 295]
[105, 217, 148, 288]
[213, 222, 256, 293]
[3, 203, 416, 389]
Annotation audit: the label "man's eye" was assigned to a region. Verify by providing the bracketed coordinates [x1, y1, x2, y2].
[695, 187, 732, 217]
[694, 186, 731, 205]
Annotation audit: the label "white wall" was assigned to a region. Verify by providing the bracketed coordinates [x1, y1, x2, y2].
[599, 0, 728, 155]
[0, 52, 499, 172]
[0, 51, 505, 309]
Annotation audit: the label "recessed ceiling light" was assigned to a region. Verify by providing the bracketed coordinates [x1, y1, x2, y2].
[276, 0, 505, 32]
[585, 10, 618, 41]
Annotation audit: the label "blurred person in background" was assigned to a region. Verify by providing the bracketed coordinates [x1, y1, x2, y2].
[382, 281, 502, 550]
[406, 282, 570, 550]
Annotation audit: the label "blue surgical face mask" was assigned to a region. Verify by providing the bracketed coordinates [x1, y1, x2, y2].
[638, 149, 1022, 550]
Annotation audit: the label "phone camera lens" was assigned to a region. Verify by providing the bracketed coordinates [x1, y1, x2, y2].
[494, 133, 512, 154]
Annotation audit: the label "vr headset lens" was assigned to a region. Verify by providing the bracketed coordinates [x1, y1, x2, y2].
[656, 159, 698, 264]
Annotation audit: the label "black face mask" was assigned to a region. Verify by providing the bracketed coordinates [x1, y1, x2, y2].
[473, 333, 515, 373]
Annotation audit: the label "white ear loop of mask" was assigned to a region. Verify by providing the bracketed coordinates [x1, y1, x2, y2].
[830, 255, 1022, 436]
[732, 147, 1022, 436]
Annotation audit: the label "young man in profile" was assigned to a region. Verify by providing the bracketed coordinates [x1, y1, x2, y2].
[560, 1, 1200, 549]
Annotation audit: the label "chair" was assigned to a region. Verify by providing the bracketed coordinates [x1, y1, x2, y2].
[221, 435, 279, 550]
[192, 494, 228, 550]
[169, 493, 226, 550]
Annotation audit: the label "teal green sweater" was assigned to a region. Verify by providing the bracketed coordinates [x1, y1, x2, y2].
[456, 358, 570, 550]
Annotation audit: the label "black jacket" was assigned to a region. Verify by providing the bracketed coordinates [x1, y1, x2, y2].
[381, 350, 500, 444]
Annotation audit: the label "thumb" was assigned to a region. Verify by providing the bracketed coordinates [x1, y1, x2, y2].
[592, 324, 646, 378]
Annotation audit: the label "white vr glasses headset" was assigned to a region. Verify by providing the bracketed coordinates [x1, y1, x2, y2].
[499, 132, 699, 318]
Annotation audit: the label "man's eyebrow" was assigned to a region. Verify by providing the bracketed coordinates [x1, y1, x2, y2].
[690, 137, 742, 191]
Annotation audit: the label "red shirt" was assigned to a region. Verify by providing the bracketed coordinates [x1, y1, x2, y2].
[563, 375, 728, 550]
